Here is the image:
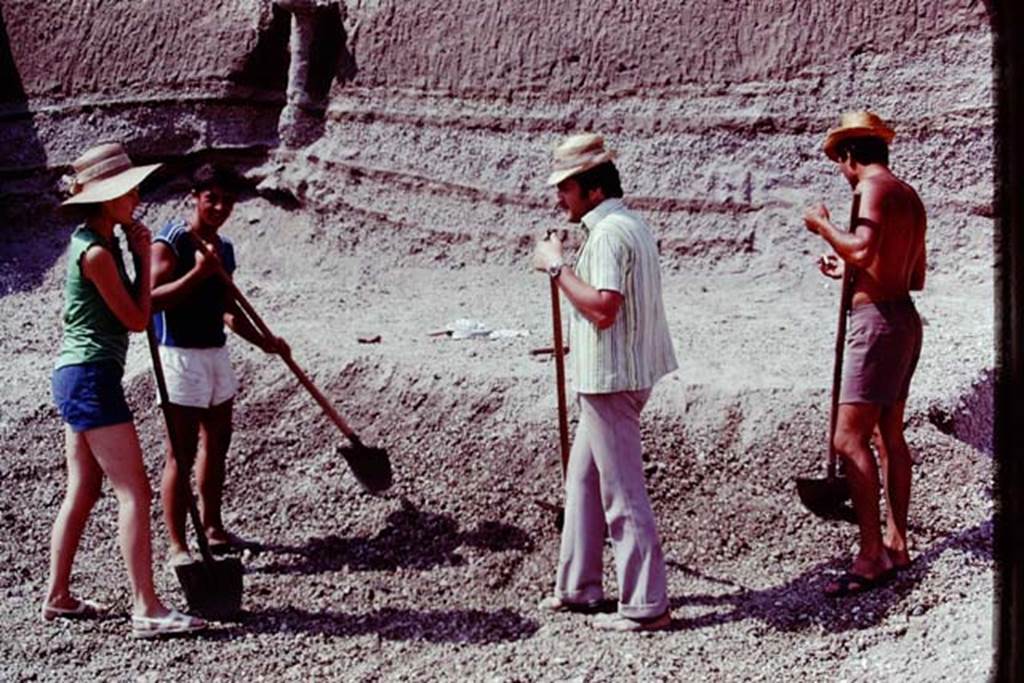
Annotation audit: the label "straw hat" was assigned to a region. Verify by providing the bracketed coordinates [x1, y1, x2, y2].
[546, 133, 618, 186]
[822, 111, 895, 161]
[62, 142, 162, 205]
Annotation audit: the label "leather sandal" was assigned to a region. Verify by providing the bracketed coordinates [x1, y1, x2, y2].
[823, 568, 895, 598]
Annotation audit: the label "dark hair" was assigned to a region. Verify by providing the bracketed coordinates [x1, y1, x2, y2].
[572, 161, 624, 199]
[190, 162, 247, 195]
[59, 201, 103, 223]
[835, 136, 889, 166]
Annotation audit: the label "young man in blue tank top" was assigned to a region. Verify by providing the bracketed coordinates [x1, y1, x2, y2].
[151, 163, 287, 566]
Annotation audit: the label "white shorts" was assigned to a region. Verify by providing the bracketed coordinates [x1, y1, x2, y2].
[158, 345, 238, 408]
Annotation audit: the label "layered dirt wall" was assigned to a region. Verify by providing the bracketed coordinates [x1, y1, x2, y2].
[3, 1, 993, 234]
[1, 0, 286, 177]
[295, 0, 992, 280]
[345, 0, 984, 92]
[3, 0, 276, 100]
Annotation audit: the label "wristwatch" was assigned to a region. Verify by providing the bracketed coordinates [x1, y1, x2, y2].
[547, 259, 564, 279]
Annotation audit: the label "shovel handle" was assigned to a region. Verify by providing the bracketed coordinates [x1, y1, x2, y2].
[550, 277, 571, 477]
[530, 345, 570, 356]
[826, 192, 861, 479]
[145, 327, 218, 565]
[188, 233, 361, 445]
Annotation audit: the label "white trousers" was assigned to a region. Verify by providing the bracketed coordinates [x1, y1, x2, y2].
[555, 388, 668, 619]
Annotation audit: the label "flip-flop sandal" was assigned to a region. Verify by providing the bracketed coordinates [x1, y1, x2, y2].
[41, 597, 110, 622]
[823, 569, 894, 598]
[131, 609, 207, 639]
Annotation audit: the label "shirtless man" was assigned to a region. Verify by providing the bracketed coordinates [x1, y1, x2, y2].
[804, 111, 926, 596]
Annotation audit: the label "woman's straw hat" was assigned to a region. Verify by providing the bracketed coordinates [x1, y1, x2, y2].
[822, 111, 895, 161]
[546, 133, 618, 186]
[62, 142, 162, 205]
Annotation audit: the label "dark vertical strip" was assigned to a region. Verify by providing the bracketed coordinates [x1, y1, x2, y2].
[993, 0, 1024, 680]
[0, 7, 26, 102]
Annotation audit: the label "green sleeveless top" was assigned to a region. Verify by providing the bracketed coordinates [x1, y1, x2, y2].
[55, 226, 131, 369]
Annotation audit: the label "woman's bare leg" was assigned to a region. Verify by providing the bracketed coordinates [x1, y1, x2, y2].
[83, 422, 169, 618]
[44, 427, 104, 610]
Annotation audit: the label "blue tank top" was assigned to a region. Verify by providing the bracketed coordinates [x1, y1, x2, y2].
[152, 219, 237, 348]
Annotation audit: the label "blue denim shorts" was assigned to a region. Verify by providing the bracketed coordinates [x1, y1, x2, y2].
[52, 361, 133, 432]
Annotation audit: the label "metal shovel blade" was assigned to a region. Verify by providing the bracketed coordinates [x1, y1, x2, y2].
[338, 442, 393, 494]
[534, 498, 565, 531]
[796, 475, 857, 523]
[173, 555, 244, 619]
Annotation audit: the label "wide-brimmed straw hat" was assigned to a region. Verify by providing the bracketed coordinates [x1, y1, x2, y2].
[62, 142, 162, 205]
[822, 111, 896, 161]
[546, 133, 618, 186]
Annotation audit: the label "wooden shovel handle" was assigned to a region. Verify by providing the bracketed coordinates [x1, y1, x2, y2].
[826, 192, 861, 479]
[189, 234, 361, 444]
[550, 277, 571, 477]
[145, 326, 218, 564]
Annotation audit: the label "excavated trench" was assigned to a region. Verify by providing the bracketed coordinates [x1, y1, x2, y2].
[925, 368, 993, 457]
[0, 1, 998, 679]
[0, 177, 996, 680]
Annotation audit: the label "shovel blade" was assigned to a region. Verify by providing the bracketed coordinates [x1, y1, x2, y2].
[796, 475, 857, 523]
[534, 498, 565, 531]
[338, 443, 393, 494]
[174, 556, 244, 620]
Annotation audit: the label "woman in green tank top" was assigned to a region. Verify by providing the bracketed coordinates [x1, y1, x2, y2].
[43, 143, 205, 638]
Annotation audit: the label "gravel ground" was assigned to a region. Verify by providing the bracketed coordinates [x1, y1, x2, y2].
[0, 197, 993, 681]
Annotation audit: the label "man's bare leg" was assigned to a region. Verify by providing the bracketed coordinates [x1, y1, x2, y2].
[877, 400, 913, 568]
[830, 402, 893, 580]
[160, 404, 201, 563]
[196, 399, 233, 543]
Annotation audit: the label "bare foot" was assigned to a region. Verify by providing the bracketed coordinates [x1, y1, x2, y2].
[168, 548, 193, 567]
[206, 530, 259, 553]
[884, 544, 912, 570]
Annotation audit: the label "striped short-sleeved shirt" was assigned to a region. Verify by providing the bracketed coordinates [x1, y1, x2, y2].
[569, 198, 678, 394]
[152, 219, 236, 348]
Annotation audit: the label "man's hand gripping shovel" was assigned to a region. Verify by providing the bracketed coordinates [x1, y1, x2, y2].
[796, 193, 860, 523]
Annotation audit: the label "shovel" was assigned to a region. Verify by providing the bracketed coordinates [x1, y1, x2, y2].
[189, 234, 392, 494]
[796, 192, 861, 523]
[146, 327, 244, 619]
[535, 275, 572, 530]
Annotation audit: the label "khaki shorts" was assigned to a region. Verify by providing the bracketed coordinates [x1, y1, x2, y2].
[158, 345, 238, 408]
[840, 299, 923, 407]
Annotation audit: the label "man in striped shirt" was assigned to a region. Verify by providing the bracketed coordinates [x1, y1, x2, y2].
[532, 133, 678, 632]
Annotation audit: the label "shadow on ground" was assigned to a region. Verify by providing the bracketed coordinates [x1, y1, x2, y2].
[217, 606, 538, 644]
[664, 519, 991, 634]
[254, 499, 535, 574]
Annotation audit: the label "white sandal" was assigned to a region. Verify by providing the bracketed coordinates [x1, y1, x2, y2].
[41, 597, 110, 622]
[131, 609, 207, 639]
